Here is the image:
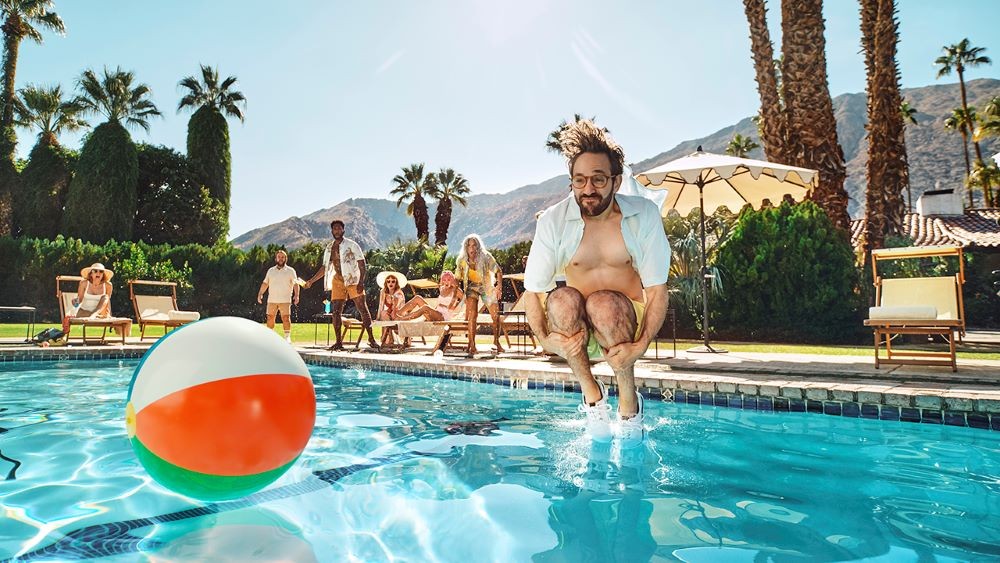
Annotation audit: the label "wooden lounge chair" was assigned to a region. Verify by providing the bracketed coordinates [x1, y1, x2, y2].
[499, 292, 537, 351]
[863, 246, 965, 372]
[374, 298, 446, 351]
[434, 301, 494, 356]
[129, 280, 201, 340]
[56, 275, 132, 345]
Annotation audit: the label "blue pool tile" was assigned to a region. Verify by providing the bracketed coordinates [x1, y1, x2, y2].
[861, 404, 881, 419]
[880, 406, 900, 421]
[806, 400, 823, 414]
[728, 395, 743, 409]
[743, 396, 758, 410]
[944, 412, 967, 427]
[921, 409, 943, 424]
[686, 392, 700, 405]
[713, 393, 727, 407]
[774, 397, 789, 412]
[823, 402, 842, 416]
[900, 408, 921, 423]
[789, 399, 806, 413]
[758, 397, 773, 411]
[841, 402, 861, 418]
[992, 415, 1000, 432]
[967, 413, 989, 429]
[674, 390, 686, 403]
[526, 380, 539, 390]
[543, 382, 555, 390]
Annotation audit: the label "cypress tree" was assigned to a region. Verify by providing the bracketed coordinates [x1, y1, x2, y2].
[62, 121, 138, 242]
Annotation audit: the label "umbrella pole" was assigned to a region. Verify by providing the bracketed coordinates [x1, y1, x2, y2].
[689, 181, 727, 354]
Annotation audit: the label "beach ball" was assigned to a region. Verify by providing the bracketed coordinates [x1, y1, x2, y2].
[125, 316, 316, 501]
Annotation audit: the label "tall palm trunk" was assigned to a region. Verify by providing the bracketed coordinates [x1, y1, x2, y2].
[413, 192, 429, 242]
[0, 14, 22, 131]
[781, 0, 850, 230]
[743, 0, 787, 163]
[860, 0, 907, 254]
[959, 129, 974, 206]
[434, 198, 452, 246]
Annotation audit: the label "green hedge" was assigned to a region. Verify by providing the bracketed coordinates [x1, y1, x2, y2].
[714, 201, 866, 343]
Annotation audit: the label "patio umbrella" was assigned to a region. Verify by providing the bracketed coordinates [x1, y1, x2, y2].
[634, 147, 817, 353]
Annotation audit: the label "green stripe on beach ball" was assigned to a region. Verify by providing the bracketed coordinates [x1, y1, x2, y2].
[131, 437, 296, 501]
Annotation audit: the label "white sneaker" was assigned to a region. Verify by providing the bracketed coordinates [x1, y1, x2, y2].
[618, 390, 645, 448]
[578, 379, 613, 442]
[285, 336, 292, 344]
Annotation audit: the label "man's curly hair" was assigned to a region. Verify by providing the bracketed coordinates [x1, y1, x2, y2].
[558, 119, 625, 176]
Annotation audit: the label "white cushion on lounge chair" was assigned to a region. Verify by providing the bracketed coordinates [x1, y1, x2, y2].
[168, 310, 200, 322]
[868, 306, 937, 320]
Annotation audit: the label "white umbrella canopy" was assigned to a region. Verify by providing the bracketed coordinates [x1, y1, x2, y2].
[634, 149, 817, 216]
[632, 148, 818, 353]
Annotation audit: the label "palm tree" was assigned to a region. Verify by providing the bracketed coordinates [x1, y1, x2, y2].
[12, 83, 85, 237]
[177, 64, 246, 242]
[936, 38, 992, 195]
[860, 0, 907, 252]
[944, 107, 976, 207]
[390, 163, 432, 242]
[430, 168, 471, 246]
[780, 0, 850, 231]
[14, 83, 85, 144]
[742, 0, 787, 164]
[977, 96, 1000, 142]
[0, 0, 64, 134]
[725, 133, 760, 158]
[967, 161, 1000, 208]
[62, 67, 161, 242]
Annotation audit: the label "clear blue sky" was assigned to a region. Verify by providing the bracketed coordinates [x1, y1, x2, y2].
[18, 0, 999, 239]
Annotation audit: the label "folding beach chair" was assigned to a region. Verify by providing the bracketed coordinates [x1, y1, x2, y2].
[863, 246, 965, 371]
[56, 275, 132, 345]
[129, 280, 200, 340]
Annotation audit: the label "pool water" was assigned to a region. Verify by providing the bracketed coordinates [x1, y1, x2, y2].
[1, 360, 999, 562]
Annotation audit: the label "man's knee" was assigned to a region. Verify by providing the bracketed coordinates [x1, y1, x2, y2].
[585, 290, 636, 333]
[547, 287, 586, 321]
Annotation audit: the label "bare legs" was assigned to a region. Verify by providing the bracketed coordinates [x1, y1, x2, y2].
[545, 287, 639, 415]
[351, 294, 377, 348]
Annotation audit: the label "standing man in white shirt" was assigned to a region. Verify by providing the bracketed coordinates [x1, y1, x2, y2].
[524, 120, 670, 447]
[304, 219, 379, 351]
[258, 249, 300, 343]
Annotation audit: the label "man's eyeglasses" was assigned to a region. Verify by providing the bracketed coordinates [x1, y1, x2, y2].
[570, 174, 616, 189]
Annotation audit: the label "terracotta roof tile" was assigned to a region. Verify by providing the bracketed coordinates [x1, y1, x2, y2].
[850, 210, 1000, 249]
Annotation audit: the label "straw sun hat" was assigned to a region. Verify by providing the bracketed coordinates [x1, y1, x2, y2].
[376, 271, 407, 289]
[81, 263, 114, 281]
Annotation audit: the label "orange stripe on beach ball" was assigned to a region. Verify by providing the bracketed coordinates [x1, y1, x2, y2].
[135, 373, 316, 476]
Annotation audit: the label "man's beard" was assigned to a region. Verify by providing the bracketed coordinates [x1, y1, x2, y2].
[575, 190, 614, 216]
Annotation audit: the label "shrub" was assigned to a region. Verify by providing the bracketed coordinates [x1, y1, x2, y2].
[15, 142, 75, 239]
[63, 121, 139, 242]
[714, 201, 865, 343]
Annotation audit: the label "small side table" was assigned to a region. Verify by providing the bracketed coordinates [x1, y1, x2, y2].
[313, 313, 334, 347]
[0, 306, 37, 343]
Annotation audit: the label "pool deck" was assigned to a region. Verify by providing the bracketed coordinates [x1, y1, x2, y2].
[3, 331, 999, 430]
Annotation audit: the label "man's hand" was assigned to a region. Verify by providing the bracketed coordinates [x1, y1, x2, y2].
[355, 283, 363, 294]
[304, 280, 313, 289]
[257, 294, 263, 304]
[540, 329, 586, 359]
[293, 295, 300, 306]
[604, 341, 647, 372]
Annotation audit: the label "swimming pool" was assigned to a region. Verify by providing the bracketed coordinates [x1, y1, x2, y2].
[1, 360, 999, 561]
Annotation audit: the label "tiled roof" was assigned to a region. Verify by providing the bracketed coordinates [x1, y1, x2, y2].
[850, 209, 1000, 249]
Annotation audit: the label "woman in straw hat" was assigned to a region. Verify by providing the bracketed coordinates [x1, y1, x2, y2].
[375, 271, 407, 322]
[62, 263, 115, 332]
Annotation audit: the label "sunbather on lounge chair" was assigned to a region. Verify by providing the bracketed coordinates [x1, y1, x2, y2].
[375, 271, 407, 321]
[397, 271, 464, 322]
[63, 263, 116, 332]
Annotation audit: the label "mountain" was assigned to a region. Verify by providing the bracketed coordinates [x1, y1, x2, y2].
[233, 78, 1000, 251]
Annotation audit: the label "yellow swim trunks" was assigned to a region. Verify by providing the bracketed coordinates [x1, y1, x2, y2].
[586, 298, 645, 360]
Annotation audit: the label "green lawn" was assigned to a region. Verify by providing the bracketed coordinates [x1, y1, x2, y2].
[2, 323, 998, 360]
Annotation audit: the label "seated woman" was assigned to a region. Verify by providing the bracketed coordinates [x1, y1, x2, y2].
[375, 271, 407, 346]
[62, 263, 115, 333]
[396, 270, 464, 321]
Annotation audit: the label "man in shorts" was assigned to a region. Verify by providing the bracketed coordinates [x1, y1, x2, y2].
[305, 219, 378, 350]
[524, 120, 670, 447]
[258, 249, 299, 343]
